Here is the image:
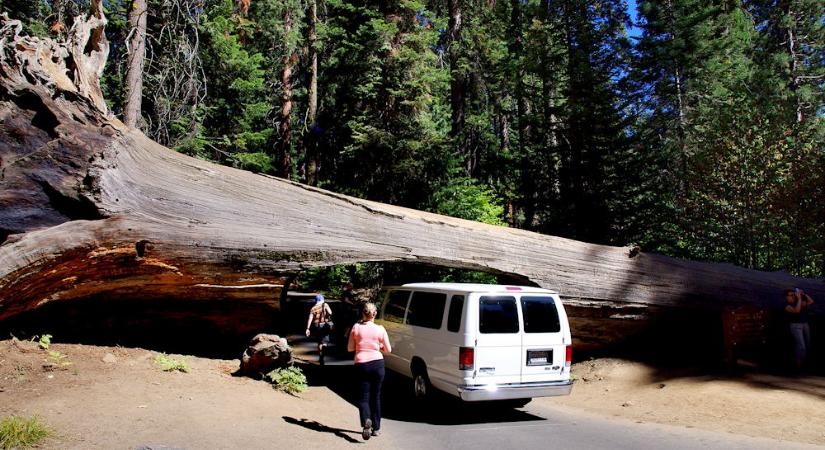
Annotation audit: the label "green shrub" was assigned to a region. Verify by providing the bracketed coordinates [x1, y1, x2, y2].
[0, 415, 52, 449]
[266, 366, 308, 395]
[46, 350, 71, 368]
[154, 354, 190, 373]
[36, 334, 52, 350]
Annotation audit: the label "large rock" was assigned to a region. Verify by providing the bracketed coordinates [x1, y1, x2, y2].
[239, 334, 292, 376]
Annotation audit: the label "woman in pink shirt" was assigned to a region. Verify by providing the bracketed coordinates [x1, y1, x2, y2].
[347, 302, 392, 440]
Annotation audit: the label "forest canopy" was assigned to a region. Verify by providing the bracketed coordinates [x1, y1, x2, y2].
[2, 0, 823, 277]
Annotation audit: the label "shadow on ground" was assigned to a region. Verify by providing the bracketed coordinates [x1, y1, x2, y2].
[282, 416, 364, 444]
[636, 365, 825, 401]
[299, 363, 545, 426]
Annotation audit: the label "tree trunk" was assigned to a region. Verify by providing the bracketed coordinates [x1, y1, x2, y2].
[0, 14, 823, 349]
[785, 15, 803, 123]
[510, 0, 529, 145]
[447, 0, 467, 173]
[664, 0, 688, 193]
[276, 10, 295, 179]
[123, 0, 147, 128]
[303, 0, 319, 186]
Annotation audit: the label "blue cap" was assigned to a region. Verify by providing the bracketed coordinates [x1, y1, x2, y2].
[315, 294, 325, 303]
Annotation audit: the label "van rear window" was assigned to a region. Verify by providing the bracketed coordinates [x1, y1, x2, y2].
[383, 290, 410, 323]
[479, 296, 519, 334]
[521, 296, 561, 333]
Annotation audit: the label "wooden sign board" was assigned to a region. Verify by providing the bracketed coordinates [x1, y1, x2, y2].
[722, 306, 769, 367]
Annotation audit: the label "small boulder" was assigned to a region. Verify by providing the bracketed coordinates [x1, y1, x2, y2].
[239, 334, 292, 377]
[102, 353, 118, 364]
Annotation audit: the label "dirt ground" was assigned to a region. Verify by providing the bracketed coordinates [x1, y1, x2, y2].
[1, 339, 824, 448]
[554, 358, 825, 445]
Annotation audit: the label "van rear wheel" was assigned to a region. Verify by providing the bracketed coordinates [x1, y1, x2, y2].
[411, 367, 431, 402]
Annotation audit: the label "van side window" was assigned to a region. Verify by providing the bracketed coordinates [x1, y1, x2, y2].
[383, 290, 410, 323]
[479, 296, 519, 334]
[406, 291, 447, 329]
[447, 295, 464, 332]
[521, 296, 561, 333]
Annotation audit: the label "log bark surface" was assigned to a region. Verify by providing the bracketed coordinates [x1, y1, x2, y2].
[0, 14, 822, 337]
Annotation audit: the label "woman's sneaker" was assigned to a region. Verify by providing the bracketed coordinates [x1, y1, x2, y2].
[371, 429, 380, 437]
[362, 419, 372, 441]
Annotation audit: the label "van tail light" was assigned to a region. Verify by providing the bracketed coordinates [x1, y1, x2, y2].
[459, 347, 474, 370]
[565, 345, 572, 367]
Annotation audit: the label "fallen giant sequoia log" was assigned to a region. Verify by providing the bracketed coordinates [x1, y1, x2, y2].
[0, 11, 822, 348]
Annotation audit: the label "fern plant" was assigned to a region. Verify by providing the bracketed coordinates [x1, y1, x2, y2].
[266, 366, 308, 395]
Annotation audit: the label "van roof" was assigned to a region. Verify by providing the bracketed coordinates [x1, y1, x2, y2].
[389, 282, 557, 294]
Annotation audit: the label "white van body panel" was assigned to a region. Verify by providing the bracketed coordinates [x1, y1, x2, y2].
[377, 283, 573, 401]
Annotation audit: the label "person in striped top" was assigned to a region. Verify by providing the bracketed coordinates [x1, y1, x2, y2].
[305, 294, 333, 364]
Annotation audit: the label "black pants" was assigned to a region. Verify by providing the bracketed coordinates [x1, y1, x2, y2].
[355, 359, 385, 430]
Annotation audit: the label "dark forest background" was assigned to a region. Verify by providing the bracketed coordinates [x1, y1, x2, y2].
[2, 0, 823, 277]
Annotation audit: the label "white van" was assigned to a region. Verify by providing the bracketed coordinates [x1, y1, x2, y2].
[376, 282, 573, 403]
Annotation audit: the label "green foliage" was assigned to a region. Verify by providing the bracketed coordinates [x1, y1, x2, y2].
[630, 0, 824, 274]
[233, 152, 274, 173]
[301, 263, 383, 297]
[319, 0, 451, 206]
[36, 334, 52, 350]
[429, 178, 505, 226]
[46, 350, 71, 368]
[198, 1, 271, 157]
[438, 269, 498, 285]
[154, 354, 190, 373]
[0, 0, 52, 37]
[266, 366, 308, 395]
[0, 415, 51, 450]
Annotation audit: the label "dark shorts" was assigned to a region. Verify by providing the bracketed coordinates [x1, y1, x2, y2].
[311, 323, 332, 345]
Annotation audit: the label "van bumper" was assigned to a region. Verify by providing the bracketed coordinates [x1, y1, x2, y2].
[457, 380, 573, 401]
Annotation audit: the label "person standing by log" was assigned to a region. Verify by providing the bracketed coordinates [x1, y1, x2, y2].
[341, 282, 359, 339]
[784, 288, 814, 371]
[306, 294, 333, 364]
[348, 303, 391, 440]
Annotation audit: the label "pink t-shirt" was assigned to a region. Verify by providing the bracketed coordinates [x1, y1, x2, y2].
[348, 321, 392, 364]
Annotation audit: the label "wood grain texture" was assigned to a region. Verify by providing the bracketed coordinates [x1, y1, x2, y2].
[0, 14, 822, 342]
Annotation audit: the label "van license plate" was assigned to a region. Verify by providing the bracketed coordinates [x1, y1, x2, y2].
[527, 350, 553, 366]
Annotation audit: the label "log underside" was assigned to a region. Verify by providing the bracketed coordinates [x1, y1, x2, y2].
[0, 14, 822, 350]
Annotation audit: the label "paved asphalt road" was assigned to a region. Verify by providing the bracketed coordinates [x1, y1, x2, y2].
[305, 364, 820, 450]
[381, 400, 819, 450]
